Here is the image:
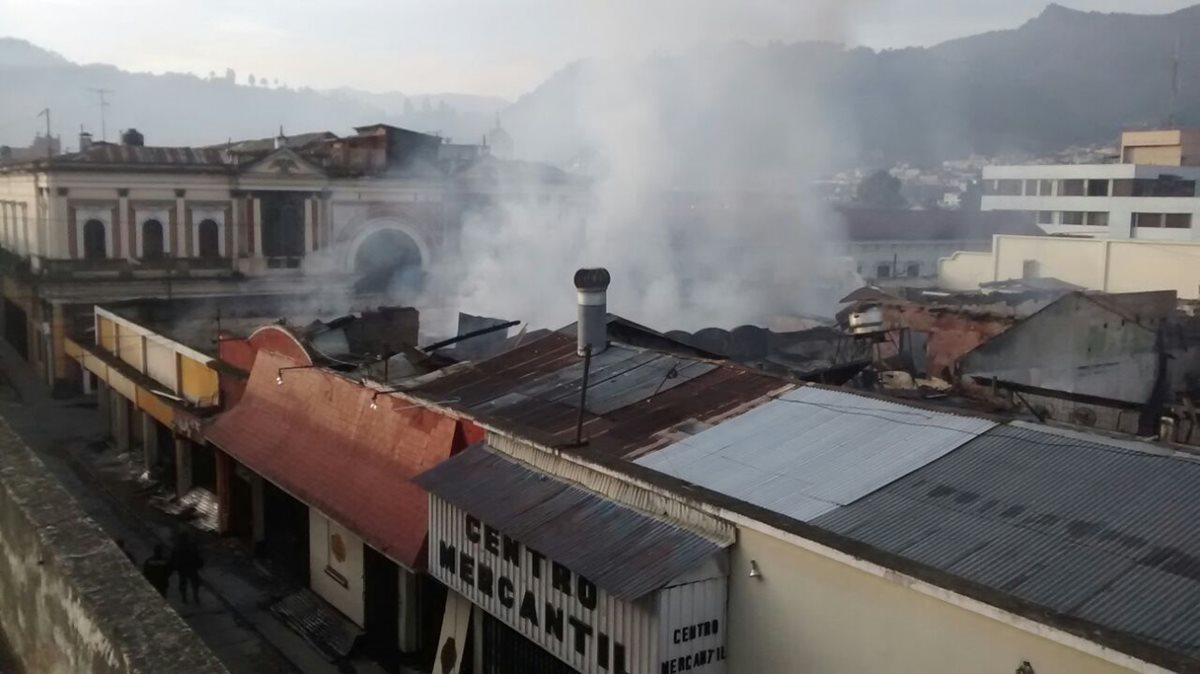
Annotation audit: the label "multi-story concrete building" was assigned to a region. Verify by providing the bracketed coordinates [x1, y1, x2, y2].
[982, 129, 1200, 240]
[0, 124, 579, 392]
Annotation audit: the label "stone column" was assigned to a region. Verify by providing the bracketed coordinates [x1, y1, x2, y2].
[113, 396, 130, 452]
[252, 197, 263, 258]
[96, 381, 111, 436]
[117, 193, 130, 258]
[175, 436, 193, 497]
[141, 412, 159, 478]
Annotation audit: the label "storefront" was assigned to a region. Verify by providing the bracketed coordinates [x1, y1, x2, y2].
[417, 445, 731, 674]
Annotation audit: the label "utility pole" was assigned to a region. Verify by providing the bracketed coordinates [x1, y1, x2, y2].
[88, 88, 113, 141]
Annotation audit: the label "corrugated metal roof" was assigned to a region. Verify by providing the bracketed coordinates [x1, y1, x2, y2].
[411, 332, 789, 457]
[57, 143, 230, 167]
[414, 444, 727, 600]
[812, 424, 1200, 660]
[636, 386, 996, 521]
[205, 351, 461, 568]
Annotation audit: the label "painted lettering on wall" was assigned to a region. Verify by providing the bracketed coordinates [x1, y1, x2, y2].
[436, 512, 631, 673]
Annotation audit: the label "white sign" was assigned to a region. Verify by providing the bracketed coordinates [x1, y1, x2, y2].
[428, 496, 727, 674]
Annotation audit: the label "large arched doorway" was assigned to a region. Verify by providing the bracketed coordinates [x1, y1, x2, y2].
[353, 228, 424, 295]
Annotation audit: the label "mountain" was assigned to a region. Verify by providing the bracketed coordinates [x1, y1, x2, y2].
[0, 38, 500, 149]
[501, 3, 1200, 172]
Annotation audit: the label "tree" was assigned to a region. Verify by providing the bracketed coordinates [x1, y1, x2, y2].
[856, 169, 907, 209]
[225, 68, 235, 83]
[248, 74, 256, 87]
[208, 70, 216, 80]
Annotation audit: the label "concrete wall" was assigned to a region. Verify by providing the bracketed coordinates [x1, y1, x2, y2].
[840, 240, 988, 280]
[938, 235, 1200, 298]
[0, 419, 224, 674]
[727, 526, 1139, 674]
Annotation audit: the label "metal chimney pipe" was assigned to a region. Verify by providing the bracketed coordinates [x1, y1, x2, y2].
[573, 267, 610, 357]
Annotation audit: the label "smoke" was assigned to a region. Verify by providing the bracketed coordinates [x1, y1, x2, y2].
[420, 2, 866, 333]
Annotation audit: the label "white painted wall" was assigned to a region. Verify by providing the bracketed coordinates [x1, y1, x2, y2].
[938, 235, 1200, 298]
[308, 508, 365, 626]
[727, 526, 1147, 674]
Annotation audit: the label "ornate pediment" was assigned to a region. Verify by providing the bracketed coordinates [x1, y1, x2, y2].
[241, 147, 324, 177]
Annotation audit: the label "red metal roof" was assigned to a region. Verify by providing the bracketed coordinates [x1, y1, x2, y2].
[205, 351, 460, 568]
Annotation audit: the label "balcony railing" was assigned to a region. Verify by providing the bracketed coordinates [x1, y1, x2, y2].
[40, 256, 237, 279]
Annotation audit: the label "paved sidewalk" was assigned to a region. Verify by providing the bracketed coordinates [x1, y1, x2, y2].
[0, 345, 396, 674]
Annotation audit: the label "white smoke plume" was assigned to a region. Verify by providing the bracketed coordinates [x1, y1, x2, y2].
[423, 1, 865, 333]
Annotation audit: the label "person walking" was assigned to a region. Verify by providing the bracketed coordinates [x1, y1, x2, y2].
[141, 544, 172, 596]
[171, 531, 204, 604]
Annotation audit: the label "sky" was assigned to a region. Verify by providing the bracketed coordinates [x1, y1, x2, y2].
[1, 0, 1197, 99]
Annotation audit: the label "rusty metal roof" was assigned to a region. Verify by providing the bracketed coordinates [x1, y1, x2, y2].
[409, 331, 792, 458]
[414, 444, 728, 600]
[205, 351, 462, 568]
[56, 143, 230, 168]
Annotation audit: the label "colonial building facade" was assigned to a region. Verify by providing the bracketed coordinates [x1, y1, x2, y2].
[0, 124, 580, 391]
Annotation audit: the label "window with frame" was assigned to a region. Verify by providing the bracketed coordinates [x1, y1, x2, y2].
[1165, 213, 1193, 229]
[82, 219, 106, 259]
[1061, 211, 1085, 225]
[1060, 180, 1085, 196]
[1133, 213, 1164, 228]
[141, 219, 165, 259]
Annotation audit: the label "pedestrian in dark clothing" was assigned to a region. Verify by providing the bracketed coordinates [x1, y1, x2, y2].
[171, 532, 204, 603]
[141, 544, 172, 596]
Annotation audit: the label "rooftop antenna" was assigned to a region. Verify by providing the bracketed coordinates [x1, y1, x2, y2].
[87, 88, 113, 141]
[1168, 36, 1182, 128]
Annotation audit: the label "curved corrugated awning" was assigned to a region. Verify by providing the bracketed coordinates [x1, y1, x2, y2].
[415, 444, 728, 600]
[206, 351, 459, 569]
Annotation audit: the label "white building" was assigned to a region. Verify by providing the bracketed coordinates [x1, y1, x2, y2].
[981, 163, 1200, 239]
[981, 129, 1200, 240]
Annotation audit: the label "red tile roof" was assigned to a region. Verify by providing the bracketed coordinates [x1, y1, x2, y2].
[205, 351, 460, 568]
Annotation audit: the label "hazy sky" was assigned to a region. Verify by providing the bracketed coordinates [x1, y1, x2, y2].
[1, 0, 1196, 98]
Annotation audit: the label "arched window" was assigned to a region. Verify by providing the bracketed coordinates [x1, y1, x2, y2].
[82, 219, 106, 260]
[141, 219, 165, 259]
[197, 219, 220, 259]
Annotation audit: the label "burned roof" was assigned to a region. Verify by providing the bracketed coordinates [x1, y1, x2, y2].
[812, 423, 1200, 670]
[408, 331, 792, 458]
[212, 131, 337, 154]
